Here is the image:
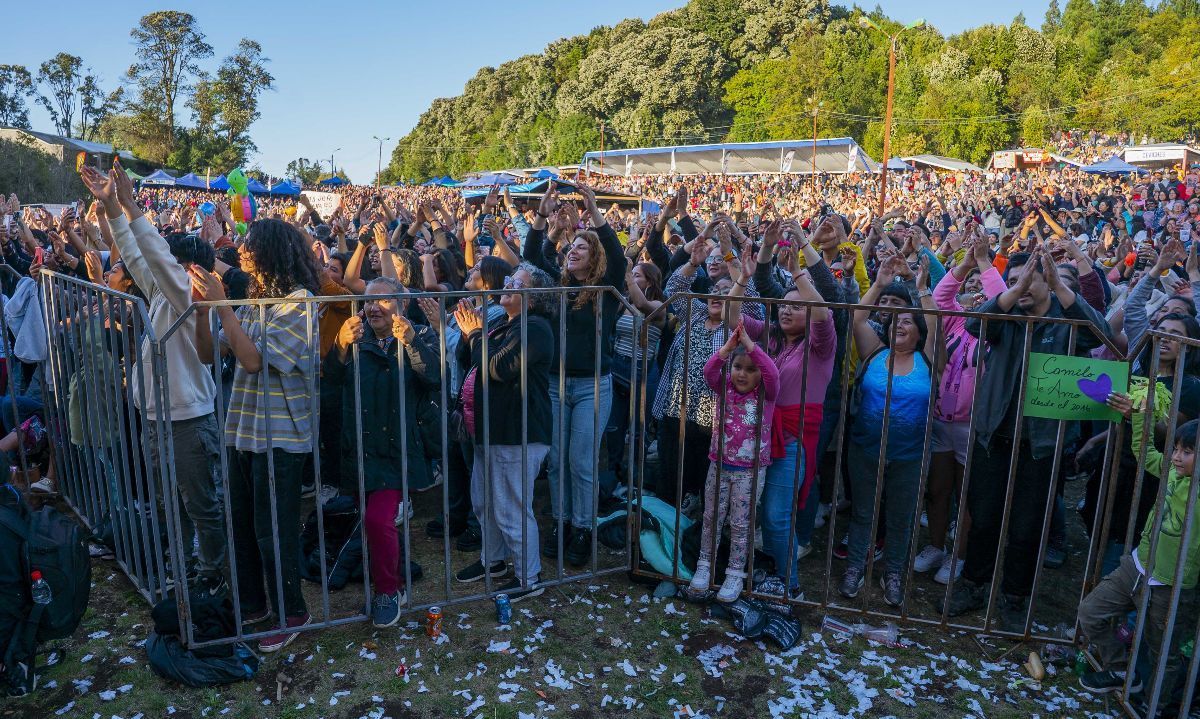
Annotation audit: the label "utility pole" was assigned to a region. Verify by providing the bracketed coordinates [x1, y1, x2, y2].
[860, 16, 925, 215]
[331, 147, 342, 181]
[373, 136, 390, 188]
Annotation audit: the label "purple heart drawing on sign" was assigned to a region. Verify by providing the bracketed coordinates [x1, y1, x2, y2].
[1077, 374, 1113, 404]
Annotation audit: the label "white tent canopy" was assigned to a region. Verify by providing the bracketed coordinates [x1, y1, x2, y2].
[1121, 143, 1200, 169]
[581, 138, 876, 176]
[901, 154, 985, 173]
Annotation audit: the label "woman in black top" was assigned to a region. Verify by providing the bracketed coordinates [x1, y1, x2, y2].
[522, 183, 627, 567]
[453, 263, 557, 598]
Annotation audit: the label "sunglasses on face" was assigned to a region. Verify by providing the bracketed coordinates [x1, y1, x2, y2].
[503, 275, 525, 290]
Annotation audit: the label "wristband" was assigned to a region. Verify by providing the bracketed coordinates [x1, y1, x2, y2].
[535, 211, 548, 219]
[722, 251, 735, 262]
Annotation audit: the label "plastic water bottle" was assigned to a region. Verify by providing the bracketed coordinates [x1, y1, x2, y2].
[30, 570, 52, 605]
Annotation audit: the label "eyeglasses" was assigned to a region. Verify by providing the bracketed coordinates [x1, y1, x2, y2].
[503, 275, 526, 290]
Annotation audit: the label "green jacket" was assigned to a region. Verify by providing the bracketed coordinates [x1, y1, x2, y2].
[1134, 410, 1200, 588]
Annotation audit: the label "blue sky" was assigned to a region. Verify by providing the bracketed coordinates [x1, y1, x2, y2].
[7, 1, 1052, 182]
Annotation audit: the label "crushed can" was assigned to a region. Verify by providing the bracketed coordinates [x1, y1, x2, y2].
[426, 606, 442, 638]
[395, 662, 408, 678]
[496, 594, 512, 624]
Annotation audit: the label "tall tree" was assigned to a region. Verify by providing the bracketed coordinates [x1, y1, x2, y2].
[127, 11, 213, 158]
[285, 158, 322, 186]
[213, 39, 275, 145]
[0, 65, 35, 128]
[36, 53, 84, 137]
[78, 77, 122, 141]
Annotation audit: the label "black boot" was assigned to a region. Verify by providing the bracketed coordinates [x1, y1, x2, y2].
[542, 522, 573, 559]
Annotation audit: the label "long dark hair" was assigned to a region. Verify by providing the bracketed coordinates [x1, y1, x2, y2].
[1138, 312, 1200, 377]
[242, 219, 322, 299]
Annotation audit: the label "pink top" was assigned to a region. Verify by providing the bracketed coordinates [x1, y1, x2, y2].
[932, 267, 1007, 422]
[704, 344, 780, 468]
[740, 313, 837, 411]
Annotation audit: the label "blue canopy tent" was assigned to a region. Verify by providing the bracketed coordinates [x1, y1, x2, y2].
[140, 169, 177, 186]
[1083, 155, 1148, 176]
[245, 178, 270, 194]
[532, 168, 557, 179]
[458, 172, 520, 187]
[885, 158, 913, 171]
[270, 180, 301, 196]
[320, 176, 349, 187]
[209, 175, 230, 191]
[175, 172, 208, 189]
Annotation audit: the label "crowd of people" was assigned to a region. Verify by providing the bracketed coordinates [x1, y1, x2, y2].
[4, 151, 1200, 710]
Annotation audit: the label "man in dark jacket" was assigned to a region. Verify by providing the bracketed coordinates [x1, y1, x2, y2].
[940, 247, 1113, 632]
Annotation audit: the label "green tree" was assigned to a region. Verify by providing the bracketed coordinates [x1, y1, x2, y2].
[212, 39, 274, 146]
[36, 53, 84, 137]
[0, 65, 35, 128]
[285, 158, 322, 186]
[127, 11, 213, 161]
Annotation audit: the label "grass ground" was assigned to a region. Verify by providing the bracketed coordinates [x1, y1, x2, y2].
[7, 481, 1123, 719]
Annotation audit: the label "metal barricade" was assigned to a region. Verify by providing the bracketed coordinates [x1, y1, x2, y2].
[138, 284, 639, 650]
[39, 270, 173, 602]
[632, 291, 1124, 646]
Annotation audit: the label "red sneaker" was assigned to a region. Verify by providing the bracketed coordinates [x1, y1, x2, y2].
[257, 613, 311, 653]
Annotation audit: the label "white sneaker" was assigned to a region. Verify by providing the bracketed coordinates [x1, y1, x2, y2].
[813, 502, 831, 529]
[393, 500, 414, 526]
[689, 561, 711, 593]
[716, 572, 744, 603]
[913, 545, 945, 573]
[29, 478, 53, 494]
[796, 543, 813, 561]
[934, 555, 964, 585]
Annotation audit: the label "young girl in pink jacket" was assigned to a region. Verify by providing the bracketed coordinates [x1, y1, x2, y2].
[689, 323, 780, 602]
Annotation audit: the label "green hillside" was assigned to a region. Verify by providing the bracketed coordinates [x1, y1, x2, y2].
[383, 0, 1200, 181]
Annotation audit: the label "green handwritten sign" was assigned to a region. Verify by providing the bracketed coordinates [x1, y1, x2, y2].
[1022, 353, 1129, 422]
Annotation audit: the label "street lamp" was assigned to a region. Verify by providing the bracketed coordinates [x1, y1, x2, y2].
[330, 148, 342, 181]
[373, 136, 390, 188]
[859, 16, 925, 214]
[808, 96, 824, 193]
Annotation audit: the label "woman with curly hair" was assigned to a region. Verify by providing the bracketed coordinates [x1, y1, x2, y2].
[191, 218, 322, 653]
[522, 183, 626, 568]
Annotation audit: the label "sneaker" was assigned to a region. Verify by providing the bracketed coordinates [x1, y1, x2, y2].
[833, 534, 849, 560]
[716, 572, 744, 603]
[240, 607, 271, 627]
[300, 482, 315, 500]
[796, 543, 813, 561]
[394, 501, 415, 527]
[934, 555, 964, 585]
[937, 577, 987, 616]
[913, 545, 945, 574]
[542, 523, 572, 559]
[565, 529, 592, 568]
[920, 511, 929, 529]
[680, 493, 700, 519]
[29, 478, 53, 494]
[1079, 669, 1141, 694]
[839, 565, 866, 598]
[455, 560, 507, 584]
[456, 526, 482, 552]
[371, 591, 404, 628]
[258, 613, 311, 653]
[813, 502, 831, 529]
[194, 573, 228, 599]
[1043, 543, 1066, 569]
[317, 485, 339, 505]
[499, 576, 544, 603]
[879, 572, 903, 608]
[88, 542, 115, 560]
[689, 561, 711, 593]
[997, 593, 1028, 635]
[426, 518, 466, 539]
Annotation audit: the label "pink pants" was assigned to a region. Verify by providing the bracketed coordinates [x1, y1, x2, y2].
[364, 489, 406, 596]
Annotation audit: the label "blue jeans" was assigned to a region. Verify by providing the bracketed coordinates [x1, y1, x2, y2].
[760, 440, 805, 589]
[847, 442, 922, 576]
[548, 375, 613, 531]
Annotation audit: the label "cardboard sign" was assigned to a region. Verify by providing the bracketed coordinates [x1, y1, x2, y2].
[1023, 353, 1129, 422]
[300, 191, 341, 221]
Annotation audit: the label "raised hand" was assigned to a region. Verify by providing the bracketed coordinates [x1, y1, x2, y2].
[337, 314, 364, 349]
[188, 266, 227, 302]
[392, 314, 416, 345]
[417, 296, 444, 331]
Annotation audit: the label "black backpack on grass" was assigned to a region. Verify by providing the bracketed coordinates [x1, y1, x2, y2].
[0, 484, 92, 696]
